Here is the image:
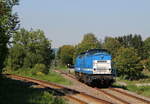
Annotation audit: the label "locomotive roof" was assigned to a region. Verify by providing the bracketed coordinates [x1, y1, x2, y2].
[79, 49, 109, 56]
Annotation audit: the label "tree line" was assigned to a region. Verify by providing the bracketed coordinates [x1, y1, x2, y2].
[0, 0, 54, 75]
[5, 29, 54, 74]
[1, 0, 150, 80]
[57, 33, 150, 80]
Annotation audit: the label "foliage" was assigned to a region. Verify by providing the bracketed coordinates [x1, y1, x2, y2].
[74, 33, 102, 59]
[57, 45, 75, 65]
[31, 64, 48, 75]
[116, 34, 143, 48]
[103, 37, 121, 57]
[116, 34, 144, 58]
[103, 34, 147, 79]
[114, 47, 143, 80]
[144, 37, 150, 59]
[140, 59, 150, 71]
[0, 0, 19, 73]
[5, 28, 54, 72]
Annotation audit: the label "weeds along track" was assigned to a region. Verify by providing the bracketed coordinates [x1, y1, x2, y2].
[5, 74, 112, 104]
[55, 69, 150, 104]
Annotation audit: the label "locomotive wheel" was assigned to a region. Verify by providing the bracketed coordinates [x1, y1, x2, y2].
[75, 72, 83, 82]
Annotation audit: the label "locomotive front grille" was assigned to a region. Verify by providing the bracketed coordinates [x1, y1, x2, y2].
[96, 69, 108, 73]
[97, 60, 107, 63]
[93, 60, 112, 74]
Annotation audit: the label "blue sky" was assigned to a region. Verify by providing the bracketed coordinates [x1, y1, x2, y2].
[14, 0, 150, 48]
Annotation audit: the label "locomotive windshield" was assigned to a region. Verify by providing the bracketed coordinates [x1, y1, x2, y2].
[87, 49, 109, 54]
[79, 49, 109, 55]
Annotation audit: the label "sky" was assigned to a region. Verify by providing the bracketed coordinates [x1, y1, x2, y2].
[13, 0, 150, 48]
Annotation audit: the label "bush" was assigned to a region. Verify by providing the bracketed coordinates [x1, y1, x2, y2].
[140, 58, 150, 72]
[114, 47, 143, 80]
[32, 64, 48, 75]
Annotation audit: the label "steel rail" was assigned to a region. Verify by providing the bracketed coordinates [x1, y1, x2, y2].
[109, 88, 150, 104]
[55, 70, 130, 104]
[95, 88, 130, 104]
[55, 70, 150, 104]
[6, 74, 112, 104]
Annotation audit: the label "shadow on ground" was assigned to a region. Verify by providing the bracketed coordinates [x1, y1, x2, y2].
[0, 75, 79, 104]
[110, 84, 127, 89]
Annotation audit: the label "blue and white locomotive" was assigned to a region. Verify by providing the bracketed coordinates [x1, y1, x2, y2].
[74, 49, 116, 87]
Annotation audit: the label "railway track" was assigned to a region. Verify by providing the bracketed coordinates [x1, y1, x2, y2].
[108, 88, 150, 104]
[55, 69, 150, 104]
[95, 88, 130, 104]
[5, 74, 112, 104]
[97, 88, 150, 104]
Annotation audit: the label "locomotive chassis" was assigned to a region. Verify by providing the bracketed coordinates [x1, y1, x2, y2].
[75, 71, 115, 87]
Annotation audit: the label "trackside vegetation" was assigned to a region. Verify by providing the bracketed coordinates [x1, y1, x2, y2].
[114, 75, 150, 97]
[7, 69, 72, 85]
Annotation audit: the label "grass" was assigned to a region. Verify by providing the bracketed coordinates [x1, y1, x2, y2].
[8, 69, 72, 85]
[127, 85, 150, 97]
[0, 75, 67, 104]
[113, 71, 150, 98]
[113, 81, 150, 97]
[55, 65, 68, 71]
[55, 65, 75, 75]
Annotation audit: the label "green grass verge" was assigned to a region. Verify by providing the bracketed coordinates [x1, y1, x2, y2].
[55, 65, 68, 71]
[113, 81, 150, 98]
[113, 72, 150, 98]
[9, 69, 72, 85]
[0, 76, 67, 104]
[127, 85, 150, 97]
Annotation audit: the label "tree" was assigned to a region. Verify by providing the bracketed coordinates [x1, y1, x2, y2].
[6, 28, 54, 73]
[116, 34, 144, 58]
[57, 45, 75, 66]
[143, 37, 150, 59]
[74, 33, 102, 59]
[114, 47, 143, 80]
[0, 0, 19, 73]
[140, 59, 150, 71]
[103, 37, 121, 57]
[141, 37, 150, 71]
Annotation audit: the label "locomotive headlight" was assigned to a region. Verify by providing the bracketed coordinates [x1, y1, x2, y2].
[109, 69, 112, 73]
